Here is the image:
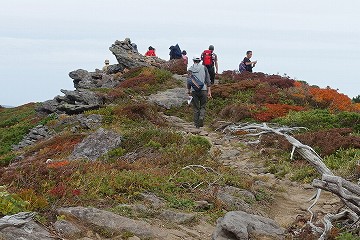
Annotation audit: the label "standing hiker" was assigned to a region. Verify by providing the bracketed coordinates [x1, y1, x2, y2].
[182, 50, 188, 66]
[187, 57, 212, 128]
[201, 45, 218, 85]
[243, 50, 257, 72]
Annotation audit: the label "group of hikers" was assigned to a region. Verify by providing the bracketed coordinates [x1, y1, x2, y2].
[185, 45, 257, 128]
[102, 40, 258, 129]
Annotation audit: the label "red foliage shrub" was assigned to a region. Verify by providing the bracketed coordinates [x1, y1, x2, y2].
[114, 103, 166, 125]
[47, 160, 70, 169]
[211, 80, 261, 98]
[219, 71, 295, 89]
[252, 84, 281, 104]
[220, 104, 254, 121]
[119, 75, 156, 89]
[162, 59, 187, 75]
[260, 128, 360, 156]
[253, 104, 305, 122]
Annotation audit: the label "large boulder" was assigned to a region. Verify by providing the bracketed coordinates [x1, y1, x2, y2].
[69, 128, 122, 161]
[109, 39, 166, 69]
[212, 211, 285, 240]
[37, 89, 103, 115]
[147, 87, 188, 109]
[0, 212, 54, 240]
[69, 69, 121, 89]
[57, 206, 155, 239]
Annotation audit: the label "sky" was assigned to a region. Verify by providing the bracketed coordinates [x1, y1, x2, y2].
[0, 0, 359, 106]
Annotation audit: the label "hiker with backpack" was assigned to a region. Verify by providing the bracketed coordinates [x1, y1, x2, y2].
[187, 57, 212, 128]
[145, 46, 156, 57]
[169, 44, 182, 60]
[240, 50, 257, 73]
[201, 45, 218, 85]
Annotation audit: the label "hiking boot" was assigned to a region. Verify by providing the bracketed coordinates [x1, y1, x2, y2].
[198, 118, 204, 127]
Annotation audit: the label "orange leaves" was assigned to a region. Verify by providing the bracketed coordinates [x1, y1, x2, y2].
[253, 104, 305, 122]
[309, 87, 352, 111]
[47, 160, 70, 169]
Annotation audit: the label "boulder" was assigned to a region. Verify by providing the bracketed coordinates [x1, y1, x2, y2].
[109, 39, 166, 70]
[147, 87, 188, 109]
[0, 212, 54, 240]
[57, 207, 155, 239]
[69, 69, 121, 89]
[37, 89, 103, 115]
[212, 211, 285, 240]
[159, 210, 196, 224]
[69, 128, 122, 161]
[54, 220, 82, 238]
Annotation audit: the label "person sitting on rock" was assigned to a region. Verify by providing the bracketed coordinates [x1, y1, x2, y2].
[102, 59, 110, 71]
[145, 46, 156, 57]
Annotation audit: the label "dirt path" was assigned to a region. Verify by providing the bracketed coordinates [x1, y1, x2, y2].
[162, 114, 341, 228]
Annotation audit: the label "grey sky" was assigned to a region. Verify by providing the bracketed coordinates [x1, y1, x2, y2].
[1, 0, 359, 106]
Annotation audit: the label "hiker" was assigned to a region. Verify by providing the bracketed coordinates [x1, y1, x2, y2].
[182, 50, 188, 66]
[187, 57, 212, 128]
[145, 46, 156, 56]
[169, 44, 182, 60]
[201, 45, 218, 85]
[102, 59, 110, 71]
[243, 50, 257, 72]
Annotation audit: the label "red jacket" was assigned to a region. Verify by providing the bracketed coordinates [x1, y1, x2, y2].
[145, 50, 156, 56]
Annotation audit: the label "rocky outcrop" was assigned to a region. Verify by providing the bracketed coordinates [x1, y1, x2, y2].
[12, 125, 54, 150]
[69, 69, 121, 89]
[69, 128, 122, 161]
[212, 211, 285, 240]
[0, 212, 55, 240]
[147, 87, 188, 109]
[57, 207, 155, 239]
[216, 186, 256, 214]
[109, 39, 166, 69]
[37, 89, 103, 115]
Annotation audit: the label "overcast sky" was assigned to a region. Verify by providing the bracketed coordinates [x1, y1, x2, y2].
[1, 0, 359, 106]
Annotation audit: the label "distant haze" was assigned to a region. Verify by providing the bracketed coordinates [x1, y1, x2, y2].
[1, 0, 359, 106]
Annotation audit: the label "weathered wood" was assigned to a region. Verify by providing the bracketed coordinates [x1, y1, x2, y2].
[223, 123, 360, 240]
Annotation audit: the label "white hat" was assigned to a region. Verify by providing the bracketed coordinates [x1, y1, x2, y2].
[192, 56, 201, 61]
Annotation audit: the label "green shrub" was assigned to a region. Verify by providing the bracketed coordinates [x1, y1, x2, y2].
[188, 135, 211, 150]
[0, 186, 29, 216]
[336, 232, 360, 240]
[275, 109, 360, 132]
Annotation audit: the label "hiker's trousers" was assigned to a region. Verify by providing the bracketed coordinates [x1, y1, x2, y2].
[191, 90, 208, 128]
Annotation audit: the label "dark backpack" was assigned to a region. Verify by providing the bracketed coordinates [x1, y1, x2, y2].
[170, 44, 182, 59]
[239, 61, 246, 73]
[202, 50, 213, 66]
[187, 74, 204, 92]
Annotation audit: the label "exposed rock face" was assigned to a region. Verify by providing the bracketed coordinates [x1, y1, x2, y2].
[109, 39, 166, 69]
[57, 207, 155, 239]
[147, 87, 188, 109]
[54, 114, 103, 131]
[37, 89, 103, 115]
[69, 69, 121, 89]
[69, 128, 122, 161]
[159, 210, 196, 224]
[0, 212, 54, 240]
[212, 211, 285, 240]
[54, 220, 82, 239]
[12, 125, 54, 150]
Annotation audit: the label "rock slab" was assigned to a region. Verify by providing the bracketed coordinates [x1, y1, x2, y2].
[69, 128, 122, 161]
[57, 206, 155, 238]
[212, 211, 285, 240]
